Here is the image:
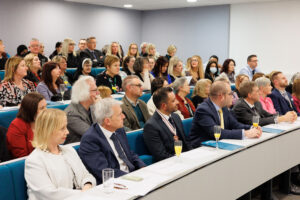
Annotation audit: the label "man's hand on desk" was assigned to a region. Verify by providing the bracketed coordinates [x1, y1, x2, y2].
[245, 126, 262, 138]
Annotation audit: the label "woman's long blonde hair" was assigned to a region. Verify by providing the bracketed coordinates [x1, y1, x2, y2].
[186, 55, 204, 79]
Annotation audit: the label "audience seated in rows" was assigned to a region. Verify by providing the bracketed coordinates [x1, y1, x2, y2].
[143, 87, 192, 162]
[26, 38, 48, 67]
[221, 58, 236, 83]
[125, 43, 139, 59]
[36, 62, 63, 101]
[204, 60, 219, 82]
[185, 55, 204, 86]
[0, 56, 35, 107]
[78, 98, 146, 184]
[232, 81, 296, 126]
[191, 79, 212, 108]
[64, 76, 98, 144]
[16, 44, 28, 57]
[168, 56, 184, 83]
[106, 41, 123, 65]
[133, 57, 153, 91]
[25, 109, 96, 199]
[165, 44, 176, 61]
[148, 56, 155, 71]
[60, 38, 81, 68]
[147, 77, 168, 116]
[80, 36, 104, 67]
[24, 53, 42, 87]
[121, 75, 150, 131]
[122, 55, 136, 76]
[151, 56, 172, 84]
[146, 43, 159, 60]
[49, 42, 62, 60]
[140, 42, 148, 57]
[255, 77, 276, 114]
[232, 74, 250, 106]
[239, 54, 261, 80]
[52, 55, 73, 86]
[188, 81, 261, 148]
[73, 58, 94, 82]
[76, 39, 87, 55]
[0, 39, 8, 70]
[173, 77, 195, 119]
[6, 92, 46, 158]
[96, 55, 122, 94]
[252, 72, 265, 81]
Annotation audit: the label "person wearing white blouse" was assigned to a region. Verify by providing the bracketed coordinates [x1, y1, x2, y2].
[25, 109, 96, 200]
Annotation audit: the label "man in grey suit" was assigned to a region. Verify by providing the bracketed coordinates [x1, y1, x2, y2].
[121, 75, 150, 131]
[232, 81, 296, 126]
[64, 76, 99, 144]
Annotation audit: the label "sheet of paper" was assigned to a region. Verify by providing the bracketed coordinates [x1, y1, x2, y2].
[221, 132, 275, 147]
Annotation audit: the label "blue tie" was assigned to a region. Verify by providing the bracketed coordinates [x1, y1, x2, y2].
[110, 133, 135, 171]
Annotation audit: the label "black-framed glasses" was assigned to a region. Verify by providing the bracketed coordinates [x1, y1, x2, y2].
[131, 84, 142, 88]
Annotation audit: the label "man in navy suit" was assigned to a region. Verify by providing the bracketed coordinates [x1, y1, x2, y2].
[80, 36, 104, 67]
[78, 98, 146, 184]
[143, 87, 192, 162]
[269, 71, 299, 116]
[189, 81, 262, 148]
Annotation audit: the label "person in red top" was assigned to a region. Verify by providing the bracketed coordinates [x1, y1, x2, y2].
[6, 92, 46, 158]
[173, 77, 195, 118]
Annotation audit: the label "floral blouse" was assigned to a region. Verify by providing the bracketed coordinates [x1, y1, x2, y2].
[0, 79, 36, 107]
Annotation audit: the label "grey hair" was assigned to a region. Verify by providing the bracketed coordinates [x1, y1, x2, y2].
[140, 42, 148, 49]
[215, 72, 230, 84]
[172, 77, 187, 94]
[122, 75, 139, 92]
[71, 76, 95, 103]
[290, 72, 300, 84]
[255, 77, 271, 88]
[94, 98, 122, 125]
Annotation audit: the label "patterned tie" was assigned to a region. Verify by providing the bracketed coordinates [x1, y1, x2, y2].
[168, 117, 176, 129]
[110, 133, 134, 171]
[218, 109, 224, 129]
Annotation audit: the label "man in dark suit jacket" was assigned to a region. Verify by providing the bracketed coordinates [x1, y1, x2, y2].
[269, 71, 299, 116]
[143, 87, 192, 162]
[78, 98, 146, 184]
[80, 37, 104, 67]
[233, 81, 296, 126]
[189, 81, 261, 148]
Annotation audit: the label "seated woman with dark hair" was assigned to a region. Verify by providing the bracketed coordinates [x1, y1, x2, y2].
[36, 62, 64, 101]
[147, 77, 168, 115]
[221, 58, 236, 83]
[0, 56, 35, 107]
[24, 53, 42, 87]
[122, 55, 136, 76]
[133, 57, 153, 91]
[6, 92, 46, 158]
[151, 56, 172, 84]
[52, 55, 73, 86]
[25, 109, 96, 200]
[73, 58, 94, 82]
[191, 79, 212, 108]
[173, 77, 195, 118]
[96, 55, 122, 94]
[204, 61, 219, 82]
[168, 56, 184, 83]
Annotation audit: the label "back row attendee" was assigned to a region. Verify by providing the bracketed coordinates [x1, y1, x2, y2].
[76, 38, 87, 55]
[239, 54, 261, 80]
[140, 42, 148, 57]
[122, 55, 135, 76]
[168, 56, 184, 83]
[151, 56, 172, 84]
[143, 87, 192, 162]
[133, 57, 153, 91]
[0, 39, 8, 70]
[125, 43, 139, 59]
[221, 58, 236, 83]
[0, 56, 35, 107]
[24, 53, 42, 87]
[165, 44, 176, 61]
[6, 92, 46, 158]
[147, 43, 159, 60]
[106, 41, 123, 65]
[61, 38, 81, 68]
[185, 55, 204, 86]
[73, 58, 94, 82]
[27, 38, 48, 67]
[191, 79, 212, 108]
[189, 81, 261, 148]
[16, 44, 28, 57]
[80, 36, 104, 67]
[49, 42, 62, 60]
[25, 109, 96, 199]
[121, 75, 150, 131]
[64, 76, 98, 144]
[96, 55, 122, 94]
[204, 61, 219, 82]
[78, 98, 146, 184]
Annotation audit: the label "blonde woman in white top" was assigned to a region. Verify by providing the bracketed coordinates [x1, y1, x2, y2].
[25, 109, 96, 200]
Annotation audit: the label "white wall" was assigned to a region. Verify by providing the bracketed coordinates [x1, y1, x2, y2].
[141, 5, 230, 65]
[229, 0, 300, 78]
[0, 0, 142, 57]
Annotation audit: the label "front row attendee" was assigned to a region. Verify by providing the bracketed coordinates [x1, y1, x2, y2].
[64, 76, 99, 144]
[36, 62, 63, 101]
[96, 55, 122, 94]
[25, 109, 96, 199]
[269, 71, 300, 116]
[78, 98, 146, 184]
[233, 81, 296, 126]
[173, 77, 195, 119]
[188, 81, 262, 148]
[121, 75, 151, 131]
[6, 92, 46, 159]
[143, 87, 192, 162]
[0, 56, 35, 107]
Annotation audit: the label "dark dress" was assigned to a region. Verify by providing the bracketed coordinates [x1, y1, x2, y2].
[191, 95, 206, 108]
[66, 53, 81, 68]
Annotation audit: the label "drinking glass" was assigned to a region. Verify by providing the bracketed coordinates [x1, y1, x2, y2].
[102, 168, 114, 193]
[252, 115, 260, 128]
[214, 125, 221, 150]
[174, 140, 182, 157]
[59, 84, 66, 102]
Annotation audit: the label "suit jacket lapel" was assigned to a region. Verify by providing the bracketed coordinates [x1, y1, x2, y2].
[95, 124, 116, 158]
[154, 112, 175, 140]
[207, 99, 221, 125]
[123, 97, 139, 126]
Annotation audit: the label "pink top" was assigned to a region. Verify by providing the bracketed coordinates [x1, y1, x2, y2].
[259, 96, 276, 114]
[292, 95, 300, 113]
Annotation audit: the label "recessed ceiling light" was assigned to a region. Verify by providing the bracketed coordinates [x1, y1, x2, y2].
[187, 0, 197, 2]
[124, 4, 133, 8]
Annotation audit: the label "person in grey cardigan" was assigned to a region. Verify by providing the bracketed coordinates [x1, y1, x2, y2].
[25, 109, 96, 200]
[64, 76, 99, 144]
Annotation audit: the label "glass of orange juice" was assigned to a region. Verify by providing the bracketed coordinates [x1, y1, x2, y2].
[174, 140, 182, 158]
[252, 115, 260, 128]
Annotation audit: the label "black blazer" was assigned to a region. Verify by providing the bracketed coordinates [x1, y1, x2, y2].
[143, 111, 192, 162]
[232, 98, 275, 126]
[80, 49, 104, 67]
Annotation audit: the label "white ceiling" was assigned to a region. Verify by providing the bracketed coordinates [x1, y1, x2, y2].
[64, 0, 286, 10]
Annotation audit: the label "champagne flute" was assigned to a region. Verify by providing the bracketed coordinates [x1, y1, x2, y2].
[174, 140, 182, 158]
[252, 115, 260, 128]
[59, 84, 66, 102]
[214, 125, 221, 150]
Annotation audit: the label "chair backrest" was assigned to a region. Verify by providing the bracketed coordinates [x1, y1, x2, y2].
[126, 129, 150, 155]
[139, 93, 151, 103]
[0, 165, 15, 200]
[6, 160, 27, 200]
[182, 117, 193, 137]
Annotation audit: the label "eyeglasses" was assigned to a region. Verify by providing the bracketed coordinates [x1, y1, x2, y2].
[131, 84, 142, 88]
